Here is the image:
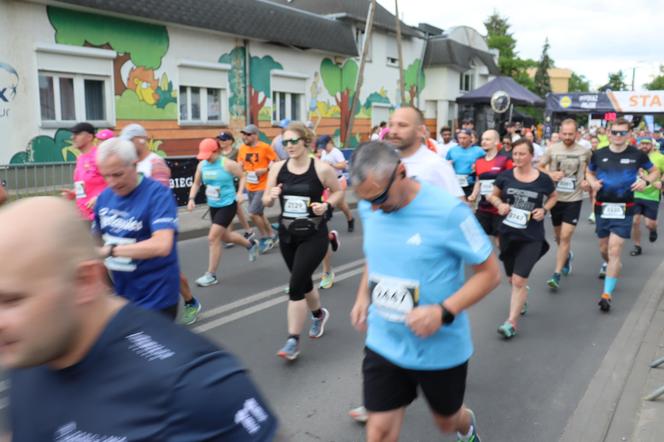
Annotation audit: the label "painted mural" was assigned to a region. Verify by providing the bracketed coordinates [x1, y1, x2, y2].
[10, 129, 75, 164]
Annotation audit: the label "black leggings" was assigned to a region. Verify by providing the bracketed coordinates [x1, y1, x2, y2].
[279, 228, 329, 301]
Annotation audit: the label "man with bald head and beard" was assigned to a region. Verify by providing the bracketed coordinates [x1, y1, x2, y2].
[0, 197, 277, 441]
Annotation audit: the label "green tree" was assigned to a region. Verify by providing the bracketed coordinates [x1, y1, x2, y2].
[320, 58, 358, 144]
[247, 55, 283, 124]
[403, 59, 425, 105]
[603, 70, 628, 91]
[533, 38, 553, 97]
[219, 47, 248, 119]
[644, 65, 664, 90]
[569, 72, 590, 92]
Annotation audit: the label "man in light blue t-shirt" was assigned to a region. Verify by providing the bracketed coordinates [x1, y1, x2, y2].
[350, 141, 500, 442]
[446, 128, 486, 198]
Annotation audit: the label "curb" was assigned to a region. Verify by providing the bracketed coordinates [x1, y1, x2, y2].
[559, 259, 664, 441]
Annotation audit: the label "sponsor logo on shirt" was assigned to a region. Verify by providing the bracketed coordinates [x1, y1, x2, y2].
[126, 331, 174, 361]
[55, 422, 127, 442]
[620, 158, 636, 164]
[234, 398, 270, 435]
[98, 208, 143, 232]
[406, 233, 422, 246]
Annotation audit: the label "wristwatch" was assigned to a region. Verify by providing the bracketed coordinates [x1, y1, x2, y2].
[440, 304, 455, 325]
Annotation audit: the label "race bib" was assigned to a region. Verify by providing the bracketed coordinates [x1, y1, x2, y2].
[369, 275, 420, 323]
[74, 181, 86, 199]
[457, 174, 469, 187]
[283, 195, 310, 219]
[601, 203, 626, 219]
[480, 179, 495, 196]
[205, 185, 221, 201]
[246, 171, 259, 184]
[102, 234, 137, 272]
[503, 207, 531, 229]
[556, 177, 576, 193]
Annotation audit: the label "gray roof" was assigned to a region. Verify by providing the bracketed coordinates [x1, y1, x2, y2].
[53, 0, 359, 56]
[266, 0, 419, 37]
[424, 37, 500, 74]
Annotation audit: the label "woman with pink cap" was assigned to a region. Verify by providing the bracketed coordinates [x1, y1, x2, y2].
[188, 138, 259, 287]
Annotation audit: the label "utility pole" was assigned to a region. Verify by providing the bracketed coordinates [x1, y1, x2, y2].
[344, 0, 376, 146]
[395, 0, 406, 105]
[632, 66, 636, 91]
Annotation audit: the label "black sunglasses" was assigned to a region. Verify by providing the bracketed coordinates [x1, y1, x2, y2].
[283, 137, 303, 146]
[611, 130, 629, 136]
[366, 164, 399, 205]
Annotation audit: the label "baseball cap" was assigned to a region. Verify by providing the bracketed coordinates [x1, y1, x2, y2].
[638, 137, 653, 144]
[316, 135, 332, 149]
[119, 123, 148, 140]
[278, 118, 291, 129]
[96, 129, 115, 141]
[217, 131, 234, 142]
[241, 124, 259, 135]
[460, 128, 473, 136]
[197, 138, 219, 160]
[70, 122, 96, 135]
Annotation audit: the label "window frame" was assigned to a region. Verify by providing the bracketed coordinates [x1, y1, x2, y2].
[271, 90, 303, 123]
[178, 85, 226, 125]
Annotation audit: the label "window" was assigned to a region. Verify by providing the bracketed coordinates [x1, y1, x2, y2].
[460, 72, 473, 92]
[38, 72, 108, 123]
[386, 57, 400, 68]
[355, 29, 372, 62]
[179, 86, 224, 123]
[272, 91, 302, 122]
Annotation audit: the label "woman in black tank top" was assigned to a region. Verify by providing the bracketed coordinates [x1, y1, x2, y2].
[263, 122, 344, 361]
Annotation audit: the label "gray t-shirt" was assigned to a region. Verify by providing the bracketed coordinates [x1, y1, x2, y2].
[539, 141, 592, 202]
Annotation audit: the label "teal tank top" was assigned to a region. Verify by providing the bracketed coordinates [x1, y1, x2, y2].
[201, 157, 236, 208]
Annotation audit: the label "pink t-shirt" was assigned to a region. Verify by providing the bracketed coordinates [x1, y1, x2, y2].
[73, 146, 106, 220]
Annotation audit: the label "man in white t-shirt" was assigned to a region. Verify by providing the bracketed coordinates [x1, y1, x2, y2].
[436, 126, 457, 160]
[524, 131, 544, 166]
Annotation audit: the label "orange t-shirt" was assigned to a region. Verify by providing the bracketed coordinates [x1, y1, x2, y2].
[237, 141, 277, 192]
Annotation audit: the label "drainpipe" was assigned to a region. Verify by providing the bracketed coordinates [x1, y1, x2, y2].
[244, 39, 251, 125]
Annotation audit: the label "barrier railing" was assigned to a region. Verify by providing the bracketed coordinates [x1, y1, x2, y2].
[0, 162, 76, 199]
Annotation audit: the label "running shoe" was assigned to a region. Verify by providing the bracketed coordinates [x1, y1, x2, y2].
[520, 301, 528, 316]
[270, 233, 279, 248]
[547, 273, 561, 290]
[649, 229, 658, 243]
[497, 321, 516, 339]
[223, 242, 235, 249]
[348, 406, 368, 423]
[247, 239, 258, 262]
[309, 308, 330, 338]
[319, 272, 335, 289]
[598, 262, 608, 279]
[598, 293, 612, 312]
[588, 212, 596, 224]
[195, 272, 218, 287]
[329, 230, 340, 252]
[277, 338, 300, 361]
[456, 408, 481, 442]
[562, 251, 574, 276]
[180, 299, 202, 325]
[258, 238, 272, 254]
[630, 245, 642, 256]
[271, 222, 280, 231]
[347, 218, 355, 233]
[243, 230, 256, 241]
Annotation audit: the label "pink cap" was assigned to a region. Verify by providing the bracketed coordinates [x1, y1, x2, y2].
[96, 129, 115, 140]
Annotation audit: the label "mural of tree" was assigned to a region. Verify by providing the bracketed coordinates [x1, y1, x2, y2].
[10, 129, 74, 164]
[404, 59, 425, 105]
[47, 6, 169, 96]
[248, 55, 283, 124]
[219, 47, 247, 120]
[320, 58, 358, 144]
[363, 91, 391, 112]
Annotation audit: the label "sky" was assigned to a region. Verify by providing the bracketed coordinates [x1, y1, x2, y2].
[376, 0, 663, 90]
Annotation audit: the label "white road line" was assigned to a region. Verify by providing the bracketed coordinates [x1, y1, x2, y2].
[194, 266, 365, 333]
[0, 397, 6, 411]
[198, 258, 365, 321]
[0, 381, 6, 393]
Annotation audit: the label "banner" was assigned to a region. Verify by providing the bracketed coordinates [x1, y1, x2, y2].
[607, 92, 664, 113]
[547, 91, 664, 115]
[165, 157, 206, 207]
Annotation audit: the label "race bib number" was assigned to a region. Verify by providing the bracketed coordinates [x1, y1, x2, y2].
[369, 275, 420, 323]
[102, 234, 137, 272]
[480, 179, 495, 196]
[601, 203, 626, 219]
[74, 181, 86, 199]
[503, 207, 531, 229]
[457, 175, 469, 187]
[283, 195, 310, 219]
[556, 177, 576, 193]
[246, 172, 259, 184]
[205, 185, 221, 201]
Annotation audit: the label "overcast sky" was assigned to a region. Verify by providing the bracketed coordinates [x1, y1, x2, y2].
[377, 0, 662, 90]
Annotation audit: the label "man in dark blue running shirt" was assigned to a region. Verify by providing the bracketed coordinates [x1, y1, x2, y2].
[586, 118, 659, 312]
[0, 197, 277, 442]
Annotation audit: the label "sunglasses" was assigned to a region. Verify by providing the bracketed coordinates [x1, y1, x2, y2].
[611, 130, 629, 136]
[217, 133, 233, 141]
[283, 137, 303, 146]
[366, 164, 399, 205]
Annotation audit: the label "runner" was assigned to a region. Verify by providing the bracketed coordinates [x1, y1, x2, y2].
[436, 126, 457, 159]
[586, 118, 659, 312]
[61, 122, 106, 221]
[263, 122, 343, 361]
[537, 119, 591, 291]
[238, 124, 279, 253]
[487, 138, 557, 338]
[446, 129, 486, 198]
[468, 129, 513, 243]
[317, 134, 355, 232]
[120, 123, 202, 325]
[0, 197, 278, 441]
[271, 118, 291, 160]
[93, 137, 180, 319]
[499, 136, 513, 159]
[350, 141, 499, 442]
[187, 138, 259, 287]
[630, 137, 664, 256]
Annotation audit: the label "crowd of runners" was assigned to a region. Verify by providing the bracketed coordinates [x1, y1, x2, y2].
[0, 106, 662, 441]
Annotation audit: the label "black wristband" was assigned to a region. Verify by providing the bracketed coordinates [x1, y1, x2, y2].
[440, 305, 455, 325]
[109, 244, 117, 258]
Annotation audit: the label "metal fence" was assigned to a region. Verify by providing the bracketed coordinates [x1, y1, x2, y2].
[0, 162, 76, 199]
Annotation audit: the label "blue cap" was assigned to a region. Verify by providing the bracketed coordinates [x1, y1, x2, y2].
[279, 118, 291, 129]
[316, 135, 332, 148]
[638, 137, 653, 144]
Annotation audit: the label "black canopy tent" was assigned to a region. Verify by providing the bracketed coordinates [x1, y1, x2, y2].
[456, 76, 544, 134]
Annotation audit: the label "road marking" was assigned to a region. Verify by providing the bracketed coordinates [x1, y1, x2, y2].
[0, 397, 6, 411]
[194, 266, 365, 333]
[0, 381, 6, 393]
[197, 258, 364, 321]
